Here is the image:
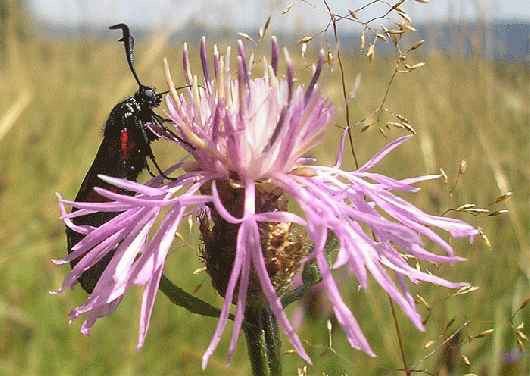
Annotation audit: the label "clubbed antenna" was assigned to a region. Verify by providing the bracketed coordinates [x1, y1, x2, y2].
[109, 23, 143, 88]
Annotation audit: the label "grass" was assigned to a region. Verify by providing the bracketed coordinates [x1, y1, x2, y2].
[0, 4, 528, 376]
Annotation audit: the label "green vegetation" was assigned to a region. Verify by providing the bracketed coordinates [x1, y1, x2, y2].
[0, 4, 528, 376]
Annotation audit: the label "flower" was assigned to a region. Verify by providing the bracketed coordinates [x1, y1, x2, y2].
[54, 36, 478, 369]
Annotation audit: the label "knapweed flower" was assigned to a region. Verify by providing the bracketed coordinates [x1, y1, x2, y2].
[54, 37, 478, 369]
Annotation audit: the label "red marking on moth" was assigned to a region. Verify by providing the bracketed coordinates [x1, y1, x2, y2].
[121, 129, 129, 159]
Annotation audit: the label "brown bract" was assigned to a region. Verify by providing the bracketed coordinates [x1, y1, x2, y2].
[199, 180, 307, 307]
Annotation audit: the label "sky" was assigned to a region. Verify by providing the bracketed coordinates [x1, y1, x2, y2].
[28, 0, 530, 33]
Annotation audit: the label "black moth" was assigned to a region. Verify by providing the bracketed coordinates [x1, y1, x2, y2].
[66, 23, 175, 294]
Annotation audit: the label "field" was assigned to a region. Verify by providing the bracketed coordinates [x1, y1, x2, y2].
[0, 3, 528, 376]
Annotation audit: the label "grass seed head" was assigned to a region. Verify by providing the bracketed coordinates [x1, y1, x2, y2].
[411, 39, 425, 51]
[360, 32, 366, 50]
[367, 44, 375, 63]
[459, 159, 467, 175]
[283, 3, 294, 14]
[298, 36, 312, 44]
[494, 192, 512, 203]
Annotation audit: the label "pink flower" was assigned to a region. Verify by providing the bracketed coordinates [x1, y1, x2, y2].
[54, 37, 478, 370]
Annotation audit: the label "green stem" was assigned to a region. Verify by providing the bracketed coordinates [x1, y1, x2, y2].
[159, 274, 234, 320]
[243, 306, 283, 376]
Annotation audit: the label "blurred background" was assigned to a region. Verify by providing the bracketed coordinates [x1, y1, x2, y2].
[0, 0, 528, 375]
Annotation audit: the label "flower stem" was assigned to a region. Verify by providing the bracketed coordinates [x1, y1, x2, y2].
[159, 274, 234, 320]
[243, 306, 283, 376]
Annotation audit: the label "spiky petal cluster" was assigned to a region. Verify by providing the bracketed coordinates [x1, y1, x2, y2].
[54, 37, 478, 370]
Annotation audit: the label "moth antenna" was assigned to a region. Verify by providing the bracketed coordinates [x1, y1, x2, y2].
[109, 23, 143, 88]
